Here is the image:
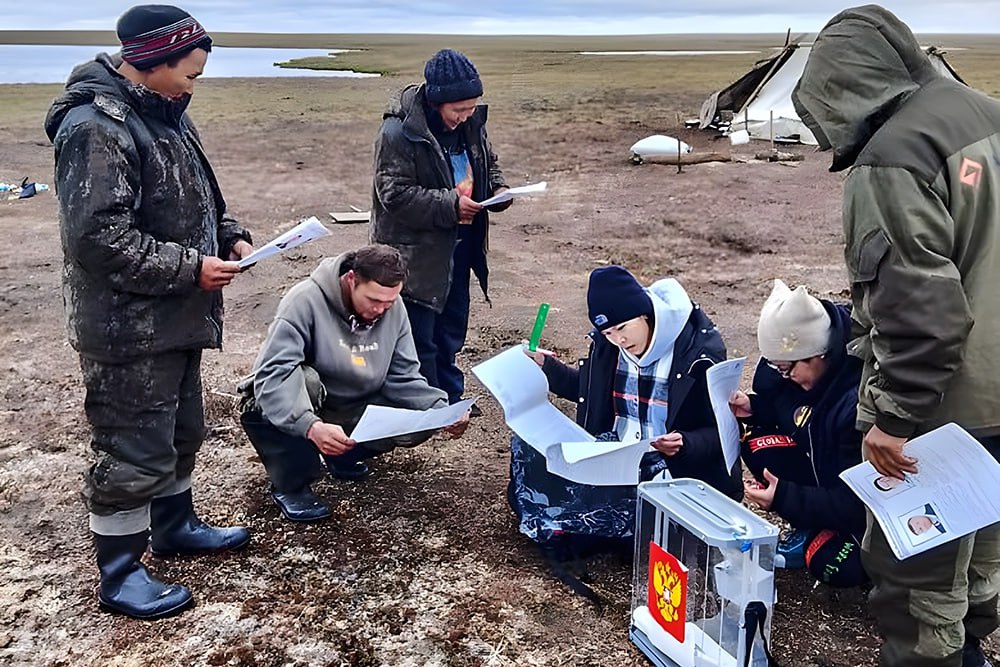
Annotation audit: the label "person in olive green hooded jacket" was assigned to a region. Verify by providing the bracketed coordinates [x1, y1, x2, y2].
[792, 5, 1000, 667]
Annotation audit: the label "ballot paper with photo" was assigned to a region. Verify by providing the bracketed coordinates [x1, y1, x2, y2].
[238, 216, 331, 269]
[472, 345, 652, 485]
[839, 423, 1000, 560]
[348, 398, 475, 443]
[706, 357, 745, 471]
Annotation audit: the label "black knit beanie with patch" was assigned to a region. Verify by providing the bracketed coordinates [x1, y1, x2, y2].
[587, 265, 653, 331]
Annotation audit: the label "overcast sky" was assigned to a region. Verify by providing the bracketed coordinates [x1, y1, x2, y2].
[6, 1, 998, 34]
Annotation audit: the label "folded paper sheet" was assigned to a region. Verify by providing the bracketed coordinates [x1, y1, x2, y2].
[705, 357, 746, 471]
[840, 423, 1000, 559]
[472, 345, 651, 485]
[349, 398, 475, 443]
[477, 181, 547, 207]
[238, 216, 331, 269]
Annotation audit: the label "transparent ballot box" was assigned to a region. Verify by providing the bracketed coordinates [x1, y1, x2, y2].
[630, 479, 779, 667]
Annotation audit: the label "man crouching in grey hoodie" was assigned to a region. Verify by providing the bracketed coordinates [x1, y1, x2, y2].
[239, 244, 470, 522]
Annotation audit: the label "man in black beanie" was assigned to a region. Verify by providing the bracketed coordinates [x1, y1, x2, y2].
[370, 48, 511, 422]
[43, 4, 253, 620]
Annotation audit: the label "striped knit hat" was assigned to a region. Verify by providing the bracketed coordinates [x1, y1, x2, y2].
[117, 4, 212, 70]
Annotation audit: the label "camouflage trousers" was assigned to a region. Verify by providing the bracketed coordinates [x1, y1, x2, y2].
[863, 435, 1000, 666]
[80, 351, 205, 516]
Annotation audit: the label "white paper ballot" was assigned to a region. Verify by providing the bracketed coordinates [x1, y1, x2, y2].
[562, 439, 640, 464]
[472, 345, 651, 485]
[471, 346, 592, 457]
[238, 216, 331, 268]
[477, 181, 547, 207]
[349, 399, 475, 443]
[554, 439, 653, 485]
[706, 357, 746, 471]
[840, 423, 1000, 560]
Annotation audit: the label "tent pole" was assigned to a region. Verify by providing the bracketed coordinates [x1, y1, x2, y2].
[677, 113, 684, 174]
[770, 110, 775, 153]
[734, 44, 797, 138]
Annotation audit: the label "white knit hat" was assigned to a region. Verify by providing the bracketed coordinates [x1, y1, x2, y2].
[756, 279, 831, 361]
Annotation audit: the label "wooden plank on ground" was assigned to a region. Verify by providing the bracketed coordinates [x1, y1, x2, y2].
[329, 211, 370, 224]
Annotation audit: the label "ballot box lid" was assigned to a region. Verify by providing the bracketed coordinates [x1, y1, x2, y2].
[637, 478, 779, 547]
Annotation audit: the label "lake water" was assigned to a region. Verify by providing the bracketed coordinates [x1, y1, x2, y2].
[0, 45, 380, 84]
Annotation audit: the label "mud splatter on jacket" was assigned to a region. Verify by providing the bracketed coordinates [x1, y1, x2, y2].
[44, 53, 250, 362]
[370, 84, 508, 312]
[793, 6, 1000, 438]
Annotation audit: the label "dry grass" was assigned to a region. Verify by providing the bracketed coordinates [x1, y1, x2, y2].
[3, 32, 999, 134]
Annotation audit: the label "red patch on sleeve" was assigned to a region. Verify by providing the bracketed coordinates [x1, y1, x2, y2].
[747, 434, 797, 452]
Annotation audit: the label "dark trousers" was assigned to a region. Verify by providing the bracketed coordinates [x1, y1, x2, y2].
[80, 351, 205, 516]
[240, 397, 436, 493]
[406, 250, 472, 404]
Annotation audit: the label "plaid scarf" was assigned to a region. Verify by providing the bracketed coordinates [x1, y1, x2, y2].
[612, 350, 673, 443]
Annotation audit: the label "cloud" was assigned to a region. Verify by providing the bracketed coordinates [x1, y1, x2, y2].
[7, 0, 999, 33]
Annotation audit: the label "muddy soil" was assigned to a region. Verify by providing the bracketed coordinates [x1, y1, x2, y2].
[0, 74, 994, 667]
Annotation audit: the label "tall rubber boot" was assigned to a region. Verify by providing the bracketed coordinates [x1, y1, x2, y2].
[95, 530, 193, 619]
[150, 488, 250, 557]
[323, 444, 377, 481]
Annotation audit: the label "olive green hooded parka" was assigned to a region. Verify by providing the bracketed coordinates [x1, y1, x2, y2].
[792, 5, 1000, 438]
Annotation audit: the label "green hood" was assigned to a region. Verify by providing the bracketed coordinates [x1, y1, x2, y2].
[791, 4, 943, 171]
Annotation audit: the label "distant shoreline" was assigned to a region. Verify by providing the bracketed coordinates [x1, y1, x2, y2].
[3, 31, 997, 91]
[2, 30, 998, 47]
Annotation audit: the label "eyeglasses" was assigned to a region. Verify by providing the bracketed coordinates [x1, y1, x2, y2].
[764, 358, 803, 378]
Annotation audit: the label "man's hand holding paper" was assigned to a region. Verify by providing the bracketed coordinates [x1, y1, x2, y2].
[307, 421, 356, 456]
[441, 410, 471, 439]
[864, 424, 917, 479]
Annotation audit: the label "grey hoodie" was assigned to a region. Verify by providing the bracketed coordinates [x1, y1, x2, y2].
[251, 252, 448, 437]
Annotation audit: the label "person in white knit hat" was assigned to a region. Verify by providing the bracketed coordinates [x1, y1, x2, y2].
[729, 279, 867, 588]
[755, 279, 831, 386]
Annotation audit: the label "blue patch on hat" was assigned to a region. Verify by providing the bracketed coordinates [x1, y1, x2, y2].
[594, 314, 608, 327]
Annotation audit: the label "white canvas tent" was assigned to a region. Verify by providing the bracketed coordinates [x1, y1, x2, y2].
[699, 43, 965, 145]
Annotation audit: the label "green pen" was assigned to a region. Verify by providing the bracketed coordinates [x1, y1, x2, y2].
[528, 303, 550, 352]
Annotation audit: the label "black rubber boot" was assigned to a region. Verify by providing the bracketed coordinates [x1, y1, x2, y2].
[323, 445, 376, 481]
[150, 488, 250, 557]
[270, 485, 331, 522]
[95, 530, 193, 619]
